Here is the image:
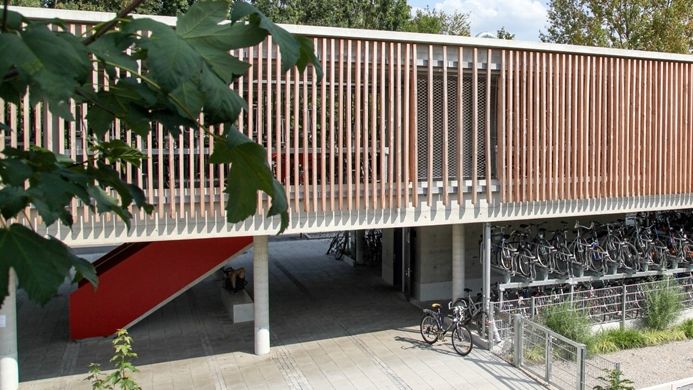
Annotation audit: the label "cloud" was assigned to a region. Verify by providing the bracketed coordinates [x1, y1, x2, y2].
[429, 0, 548, 41]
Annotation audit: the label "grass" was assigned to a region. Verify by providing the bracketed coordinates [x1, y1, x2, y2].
[589, 327, 689, 354]
[541, 303, 591, 345]
[644, 279, 683, 330]
[678, 319, 693, 338]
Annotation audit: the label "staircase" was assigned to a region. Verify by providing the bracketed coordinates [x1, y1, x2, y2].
[69, 236, 252, 339]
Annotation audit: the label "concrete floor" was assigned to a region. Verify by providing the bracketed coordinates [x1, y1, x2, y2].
[18, 238, 544, 389]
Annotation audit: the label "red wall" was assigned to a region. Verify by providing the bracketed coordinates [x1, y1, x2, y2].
[69, 236, 252, 339]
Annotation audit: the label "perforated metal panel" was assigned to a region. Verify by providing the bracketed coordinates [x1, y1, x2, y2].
[417, 74, 496, 181]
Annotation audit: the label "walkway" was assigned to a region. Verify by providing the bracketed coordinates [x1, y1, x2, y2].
[18, 238, 543, 389]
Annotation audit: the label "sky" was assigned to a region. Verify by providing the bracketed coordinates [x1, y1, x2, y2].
[409, 0, 550, 42]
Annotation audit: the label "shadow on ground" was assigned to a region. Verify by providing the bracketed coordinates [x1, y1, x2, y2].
[18, 238, 420, 382]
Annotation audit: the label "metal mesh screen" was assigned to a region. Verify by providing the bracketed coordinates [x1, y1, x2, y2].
[416, 73, 497, 181]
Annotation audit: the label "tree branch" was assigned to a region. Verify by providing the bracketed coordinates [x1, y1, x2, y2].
[2, 0, 9, 33]
[82, 0, 146, 46]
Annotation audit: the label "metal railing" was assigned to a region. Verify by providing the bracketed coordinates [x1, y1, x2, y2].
[492, 274, 693, 338]
[512, 315, 618, 390]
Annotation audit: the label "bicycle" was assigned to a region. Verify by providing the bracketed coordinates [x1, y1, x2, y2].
[326, 231, 348, 260]
[420, 300, 474, 356]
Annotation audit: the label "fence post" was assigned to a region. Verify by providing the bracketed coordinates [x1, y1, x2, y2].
[531, 296, 536, 319]
[545, 333, 552, 383]
[621, 285, 627, 330]
[513, 314, 523, 367]
[576, 345, 586, 390]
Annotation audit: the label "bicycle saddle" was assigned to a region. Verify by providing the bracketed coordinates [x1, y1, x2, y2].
[464, 288, 472, 293]
[431, 303, 441, 309]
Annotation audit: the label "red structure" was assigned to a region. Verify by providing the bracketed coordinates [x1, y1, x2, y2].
[69, 237, 252, 339]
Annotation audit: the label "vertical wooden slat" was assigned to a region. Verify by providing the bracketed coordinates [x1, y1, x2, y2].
[619, 58, 626, 198]
[472, 48, 479, 205]
[541, 52, 547, 201]
[410, 44, 418, 206]
[658, 61, 664, 196]
[506, 50, 510, 202]
[396, 43, 403, 208]
[515, 51, 522, 202]
[338, 39, 345, 210]
[390, 42, 398, 208]
[684, 62, 690, 194]
[485, 48, 493, 204]
[583, 56, 590, 199]
[442, 47, 449, 205]
[265, 37, 273, 211]
[329, 38, 336, 211]
[355, 41, 362, 210]
[498, 49, 512, 202]
[371, 41, 379, 209]
[527, 52, 534, 201]
[347, 40, 354, 210]
[533, 52, 540, 201]
[552, 53, 559, 200]
[427, 45, 434, 206]
[311, 40, 319, 213]
[302, 62, 310, 212]
[284, 55, 291, 204]
[638, 59, 644, 197]
[293, 67, 301, 213]
[255, 42, 263, 213]
[521, 51, 527, 202]
[648, 60, 653, 196]
[363, 41, 370, 210]
[157, 124, 165, 216]
[457, 46, 465, 205]
[317, 38, 325, 213]
[596, 57, 603, 198]
[380, 41, 387, 208]
[571, 55, 578, 200]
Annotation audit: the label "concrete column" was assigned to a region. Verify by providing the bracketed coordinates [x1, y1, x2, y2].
[452, 224, 465, 300]
[0, 269, 18, 390]
[482, 223, 492, 345]
[253, 236, 270, 355]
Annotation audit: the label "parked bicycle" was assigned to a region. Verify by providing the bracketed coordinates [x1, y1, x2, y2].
[420, 299, 473, 356]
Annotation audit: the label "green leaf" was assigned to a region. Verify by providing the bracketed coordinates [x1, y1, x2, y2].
[88, 186, 132, 228]
[89, 31, 138, 72]
[199, 66, 245, 123]
[0, 187, 30, 220]
[0, 224, 94, 305]
[94, 139, 146, 167]
[86, 105, 115, 137]
[211, 128, 289, 232]
[0, 156, 33, 186]
[124, 18, 203, 92]
[0, 10, 24, 31]
[230, 1, 322, 79]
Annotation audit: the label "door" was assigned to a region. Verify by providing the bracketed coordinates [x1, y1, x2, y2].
[393, 228, 403, 290]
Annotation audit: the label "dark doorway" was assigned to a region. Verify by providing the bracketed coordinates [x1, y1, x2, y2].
[393, 228, 403, 290]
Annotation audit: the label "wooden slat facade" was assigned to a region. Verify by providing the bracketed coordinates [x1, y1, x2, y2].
[3, 13, 693, 241]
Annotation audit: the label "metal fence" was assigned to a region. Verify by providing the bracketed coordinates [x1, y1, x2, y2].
[511, 315, 618, 390]
[491, 274, 693, 338]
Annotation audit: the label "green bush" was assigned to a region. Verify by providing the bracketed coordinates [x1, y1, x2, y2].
[593, 368, 635, 390]
[678, 319, 693, 338]
[542, 303, 592, 344]
[644, 279, 682, 330]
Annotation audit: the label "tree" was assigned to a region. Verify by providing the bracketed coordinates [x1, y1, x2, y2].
[12, 0, 193, 15]
[496, 26, 514, 40]
[252, 0, 411, 31]
[405, 7, 470, 36]
[0, 0, 319, 305]
[540, 0, 693, 53]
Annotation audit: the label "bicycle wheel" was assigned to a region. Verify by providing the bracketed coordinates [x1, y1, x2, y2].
[516, 250, 533, 278]
[451, 325, 473, 356]
[420, 314, 439, 344]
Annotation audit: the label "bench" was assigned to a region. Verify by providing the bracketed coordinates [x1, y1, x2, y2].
[220, 287, 254, 323]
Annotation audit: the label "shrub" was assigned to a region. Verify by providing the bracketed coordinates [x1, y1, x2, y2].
[678, 319, 693, 338]
[644, 279, 682, 330]
[593, 368, 635, 390]
[85, 329, 141, 390]
[542, 303, 592, 344]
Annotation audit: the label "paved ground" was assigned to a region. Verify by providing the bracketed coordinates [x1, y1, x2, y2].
[18, 238, 544, 389]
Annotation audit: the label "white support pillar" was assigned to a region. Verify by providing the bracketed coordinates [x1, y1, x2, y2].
[482, 223, 492, 346]
[0, 269, 18, 390]
[452, 224, 465, 301]
[253, 236, 270, 355]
